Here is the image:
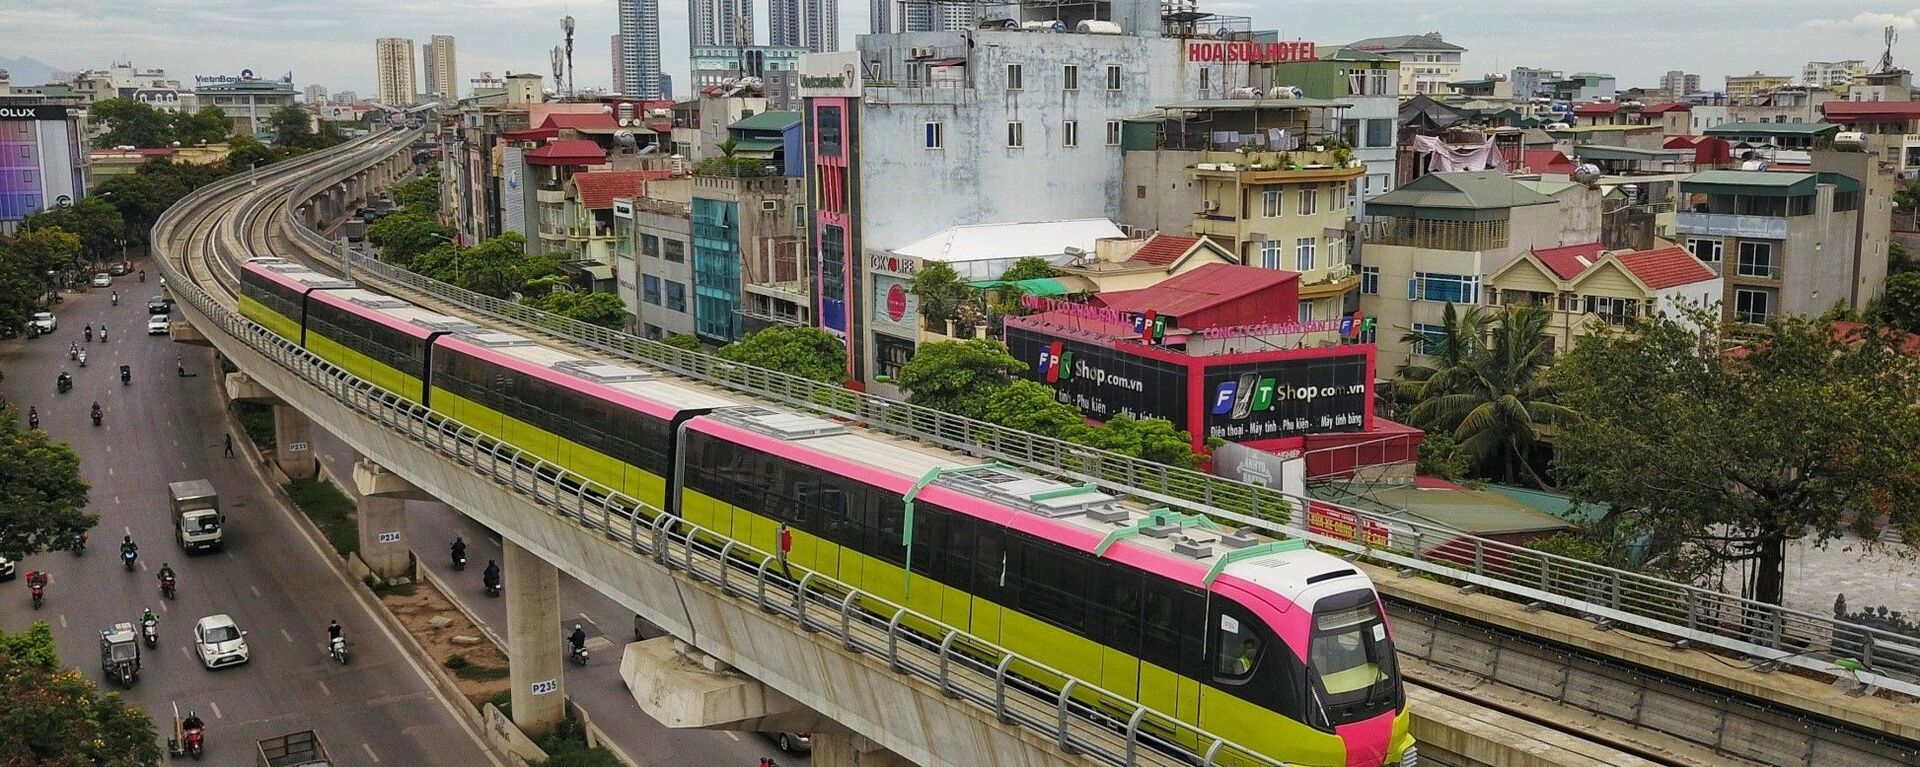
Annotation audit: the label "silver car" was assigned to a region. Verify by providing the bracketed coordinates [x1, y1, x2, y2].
[147, 314, 171, 335]
[91, 273, 112, 287]
[193, 614, 250, 668]
[30, 312, 56, 334]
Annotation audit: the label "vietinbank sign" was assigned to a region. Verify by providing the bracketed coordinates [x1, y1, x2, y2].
[1185, 41, 1318, 63]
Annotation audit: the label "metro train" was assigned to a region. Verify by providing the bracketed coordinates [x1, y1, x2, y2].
[237, 258, 1414, 767]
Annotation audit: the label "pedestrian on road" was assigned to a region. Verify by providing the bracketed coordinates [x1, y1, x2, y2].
[177, 356, 185, 377]
[224, 433, 234, 457]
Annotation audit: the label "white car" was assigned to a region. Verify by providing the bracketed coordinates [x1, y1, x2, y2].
[147, 314, 171, 335]
[91, 273, 112, 287]
[0, 554, 14, 581]
[30, 312, 56, 334]
[193, 614, 250, 668]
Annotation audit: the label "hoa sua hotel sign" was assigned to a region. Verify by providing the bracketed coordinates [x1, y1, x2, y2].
[1184, 41, 1318, 63]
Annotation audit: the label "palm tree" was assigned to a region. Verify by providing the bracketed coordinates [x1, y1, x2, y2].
[1408, 304, 1574, 486]
[1397, 302, 1490, 395]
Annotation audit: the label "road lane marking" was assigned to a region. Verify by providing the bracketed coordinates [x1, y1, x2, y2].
[363, 743, 380, 762]
[124, 526, 132, 536]
[105, 445, 112, 454]
[248, 584, 261, 597]
[180, 646, 193, 661]
[726, 732, 740, 741]
[108, 467, 114, 476]
[59, 615, 68, 628]
[113, 496, 120, 505]
[579, 612, 598, 628]
[318, 680, 332, 696]
[140, 559, 149, 572]
[159, 601, 168, 613]
[209, 701, 223, 720]
[280, 628, 294, 643]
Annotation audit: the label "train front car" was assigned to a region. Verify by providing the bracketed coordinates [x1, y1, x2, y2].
[1215, 553, 1412, 767]
[236, 258, 350, 344]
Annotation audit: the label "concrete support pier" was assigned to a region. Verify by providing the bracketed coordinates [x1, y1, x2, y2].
[350, 459, 430, 578]
[812, 733, 911, 767]
[273, 405, 315, 479]
[505, 538, 565, 737]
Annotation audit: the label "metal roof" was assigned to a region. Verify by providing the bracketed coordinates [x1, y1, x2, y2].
[1347, 33, 1465, 52]
[1682, 169, 1861, 196]
[728, 110, 802, 132]
[892, 219, 1125, 265]
[1153, 98, 1353, 111]
[1366, 171, 1557, 212]
[1568, 145, 1697, 161]
[1702, 121, 1842, 137]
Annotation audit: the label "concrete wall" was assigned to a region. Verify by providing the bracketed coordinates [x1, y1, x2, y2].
[1119, 148, 1202, 236]
[634, 207, 697, 338]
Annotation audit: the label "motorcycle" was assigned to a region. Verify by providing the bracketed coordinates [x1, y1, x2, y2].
[99, 327, 107, 342]
[452, 551, 466, 571]
[30, 582, 44, 609]
[160, 574, 176, 600]
[111, 294, 118, 306]
[78, 349, 87, 367]
[28, 412, 39, 430]
[182, 727, 203, 759]
[91, 407, 102, 427]
[122, 548, 137, 571]
[120, 365, 130, 385]
[57, 373, 72, 394]
[71, 531, 86, 555]
[484, 578, 501, 597]
[68, 345, 78, 361]
[141, 617, 158, 649]
[330, 636, 351, 665]
[569, 643, 588, 667]
[84, 328, 92, 343]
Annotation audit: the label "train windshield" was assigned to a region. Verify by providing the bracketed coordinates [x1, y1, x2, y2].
[1308, 595, 1399, 723]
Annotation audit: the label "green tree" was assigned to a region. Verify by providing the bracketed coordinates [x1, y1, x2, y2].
[366, 211, 454, 267]
[1396, 301, 1491, 388]
[0, 623, 162, 767]
[412, 233, 545, 298]
[91, 174, 167, 249]
[660, 333, 703, 352]
[0, 407, 94, 558]
[1873, 271, 1920, 333]
[1071, 416, 1205, 469]
[223, 134, 277, 174]
[1415, 430, 1468, 481]
[88, 98, 174, 149]
[894, 338, 1024, 420]
[391, 174, 441, 216]
[715, 326, 848, 383]
[909, 261, 972, 330]
[525, 290, 628, 329]
[982, 379, 1084, 438]
[1554, 310, 1920, 606]
[999, 256, 1056, 283]
[268, 104, 320, 150]
[171, 106, 232, 146]
[1406, 305, 1571, 485]
[21, 197, 124, 265]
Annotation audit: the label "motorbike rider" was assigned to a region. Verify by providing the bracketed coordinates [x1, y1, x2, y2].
[181, 710, 205, 747]
[84, 323, 92, 342]
[569, 624, 587, 655]
[482, 560, 501, 592]
[111, 290, 118, 305]
[99, 323, 107, 341]
[139, 270, 146, 283]
[141, 606, 158, 628]
[120, 535, 138, 561]
[69, 341, 78, 359]
[328, 619, 343, 644]
[27, 406, 38, 429]
[91, 401, 102, 423]
[158, 563, 177, 592]
[451, 536, 467, 563]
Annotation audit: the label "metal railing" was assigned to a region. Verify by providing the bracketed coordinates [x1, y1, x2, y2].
[321, 226, 1920, 702]
[157, 202, 1283, 767]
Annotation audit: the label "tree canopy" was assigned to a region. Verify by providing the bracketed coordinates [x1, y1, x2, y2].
[1403, 304, 1570, 485]
[1872, 271, 1920, 334]
[20, 198, 125, 265]
[999, 256, 1056, 283]
[0, 406, 94, 557]
[895, 338, 1025, 420]
[1554, 310, 1920, 605]
[408, 233, 553, 299]
[525, 290, 627, 329]
[366, 211, 455, 268]
[0, 623, 162, 767]
[715, 326, 848, 384]
[391, 174, 441, 216]
[660, 333, 703, 352]
[223, 134, 277, 173]
[172, 106, 232, 147]
[88, 98, 174, 149]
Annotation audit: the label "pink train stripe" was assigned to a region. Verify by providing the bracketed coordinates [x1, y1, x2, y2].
[435, 335, 684, 421]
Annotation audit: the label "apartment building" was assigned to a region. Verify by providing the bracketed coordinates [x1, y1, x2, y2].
[1804, 60, 1867, 90]
[1347, 33, 1463, 96]
[1487, 242, 1721, 352]
[375, 37, 418, 106]
[1677, 153, 1889, 322]
[1358, 171, 1600, 371]
[1725, 72, 1792, 99]
[630, 198, 698, 339]
[1262, 48, 1402, 208]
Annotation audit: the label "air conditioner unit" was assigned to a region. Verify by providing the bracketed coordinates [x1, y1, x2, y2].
[761, 199, 779, 211]
[1202, 200, 1220, 212]
[910, 47, 933, 59]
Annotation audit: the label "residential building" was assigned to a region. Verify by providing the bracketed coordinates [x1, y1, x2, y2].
[691, 173, 806, 344]
[1822, 97, 1920, 177]
[1702, 121, 1841, 152]
[1119, 101, 1364, 324]
[660, 74, 673, 100]
[89, 143, 230, 184]
[770, 0, 837, 53]
[424, 35, 458, 103]
[1487, 242, 1721, 353]
[1639, 101, 1692, 135]
[58, 63, 196, 111]
[331, 90, 359, 105]
[691, 45, 808, 108]
[1804, 60, 1867, 90]
[726, 110, 803, 177]
[1659, 70, 1701, 99]
[1359, 171, 1600, 371]
[1546, 72, 1616, 102]
[304, 84, 328, 104]
[632, 197, 697, 339]
[375, 37, 418, 106]
[799, 0, 1201, 389]
[1347, 33, 1464, 95]
[1509, 67, 1561, 101]
[1448, 76, 1512, 101]
[617, 0, 664, 98]
[193, 77, 299, 138]
[561, 170, 654, 265]
[1679, 152, 1891, 322]
[1847, 69, 1912, 103]
[1725, 72, 1791, 99]
[1261, 47, 1401, 209]
[1727, 85, 1830, 125]
[691, 0, 753, 47]
[0, 103, 87, 236]
[692, 92, 770, 160]
[612, 35, 625, 95]
[1053, 233, 1240, 292]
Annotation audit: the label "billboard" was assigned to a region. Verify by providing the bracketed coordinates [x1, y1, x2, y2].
[870, 275, 918, 333]
[1202, 353, 1367, 442]
[1006, 327, 1187, 423]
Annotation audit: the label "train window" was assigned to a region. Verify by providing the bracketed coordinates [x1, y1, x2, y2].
[1090, 562, 1143, 655]
[1012, 536, 1088, 632]
[911, 504, 974, 587]
[1212, 604, 1262, 682]
[1310, 600, 1392, 696]
[972, 528, 1008, 598]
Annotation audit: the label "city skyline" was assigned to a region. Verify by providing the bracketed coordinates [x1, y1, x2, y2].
[3, 0, 1917, 98]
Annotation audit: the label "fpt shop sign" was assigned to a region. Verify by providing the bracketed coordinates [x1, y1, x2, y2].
[1202, 354, 1367, 441]
[1005, 328, 1187, 423]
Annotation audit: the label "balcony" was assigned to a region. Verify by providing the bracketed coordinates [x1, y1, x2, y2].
[1191, 214, 1240, 240]
[1298, 268, 1362, 299]
[566, 226, 616, 241]
[1187, 149, 1364, 185]
[536, 188, 567, 204]
[1675, 212, 1789, 240]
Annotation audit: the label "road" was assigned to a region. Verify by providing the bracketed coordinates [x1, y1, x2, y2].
[0, 265, 499, 767]
[308, 429, 809, 767]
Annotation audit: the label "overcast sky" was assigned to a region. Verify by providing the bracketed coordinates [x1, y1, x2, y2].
[3, 0, 1916, 99]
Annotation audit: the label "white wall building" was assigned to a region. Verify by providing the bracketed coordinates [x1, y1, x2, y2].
[375, 37, 418, 107]
[1349, 32, 1464, 95]
[1804, 60, 1867, 89]
[424, 35, 458, 103]
[617, 0, 664, 98]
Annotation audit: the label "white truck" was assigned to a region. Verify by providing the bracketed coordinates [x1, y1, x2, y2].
[168, 479, 224, 552]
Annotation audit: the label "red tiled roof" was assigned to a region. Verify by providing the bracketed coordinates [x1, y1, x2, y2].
[571, 170, 650, 209]
[524, 139, 607, 166]
[1572, 103, 1619, 115]
[1129, 234, 1201, 266]
[541, 112, 620, 131]
[500, 126, 559, 142]
[1530, 242, 1605, 281]
[1614, 246, 1716, 289]
[1521, 149, 1576, 175]
[1640, 102, 1691, 114]
[1822, 101, 1920, 122]
[1831, 321, 1920, 355]
[1091, 263, 1297, 317]
[1663, 136, 1699, 148]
